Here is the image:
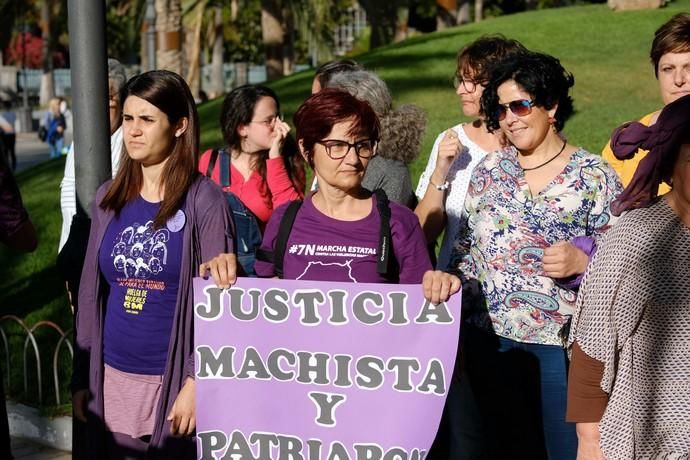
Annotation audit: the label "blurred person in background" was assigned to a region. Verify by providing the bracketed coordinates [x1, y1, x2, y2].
[327, 69, 426, 208]
[44, 97, 66, 159]
[311, 59, 363, 94]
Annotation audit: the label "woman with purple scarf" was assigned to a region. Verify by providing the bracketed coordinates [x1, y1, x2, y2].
[567, 94, 690, 459]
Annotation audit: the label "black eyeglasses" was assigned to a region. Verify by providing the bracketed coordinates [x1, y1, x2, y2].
[496, 99, 535, 120]
[316, 139, 376, 160]
[453, 75, 480, 92]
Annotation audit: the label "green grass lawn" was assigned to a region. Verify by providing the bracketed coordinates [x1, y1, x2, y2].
[3, 0, 689, 408]
[200, 0, 690, 182]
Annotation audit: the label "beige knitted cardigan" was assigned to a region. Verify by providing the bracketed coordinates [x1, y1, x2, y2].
[569, 199, 690, 459]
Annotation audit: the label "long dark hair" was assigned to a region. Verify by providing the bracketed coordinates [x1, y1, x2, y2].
[100, 70, 199, 228]
[219, 84, 305, 196]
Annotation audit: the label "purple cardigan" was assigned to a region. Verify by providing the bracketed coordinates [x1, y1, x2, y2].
[72, 176, 234, 459]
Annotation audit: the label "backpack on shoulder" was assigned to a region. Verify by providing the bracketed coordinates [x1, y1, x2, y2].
[256, 189, 399, 281]
[205, 149, 263, 276]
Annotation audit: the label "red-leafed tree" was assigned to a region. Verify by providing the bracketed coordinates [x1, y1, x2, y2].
[5, 32, 44, 69]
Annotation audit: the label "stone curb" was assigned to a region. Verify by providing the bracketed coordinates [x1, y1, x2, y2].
[7, 401, 72, 452]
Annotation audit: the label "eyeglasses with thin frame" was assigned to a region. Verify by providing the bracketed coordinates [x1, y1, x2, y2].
[250, 113, 282, 127]
[496, 99, 536, 121]
[453, 75, 480, 92]
[316, 139, 377, 160]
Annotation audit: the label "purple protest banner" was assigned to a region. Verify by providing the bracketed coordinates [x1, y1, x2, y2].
[193, 277, 461, 460]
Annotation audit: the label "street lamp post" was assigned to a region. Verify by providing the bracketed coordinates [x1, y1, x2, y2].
[67, 0, 110, 217]
[145, 0, 157, 71]
[17, 7, 32, 132]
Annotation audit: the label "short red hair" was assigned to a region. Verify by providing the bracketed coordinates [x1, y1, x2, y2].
[293, 88, 380, 167]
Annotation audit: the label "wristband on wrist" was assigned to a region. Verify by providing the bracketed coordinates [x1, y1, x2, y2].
[430, 180, 450, 191]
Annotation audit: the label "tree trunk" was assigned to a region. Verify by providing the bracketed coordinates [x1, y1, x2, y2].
[436, 0, 457, 30]
[261, 0, 284, 80]
[359, 1, 398, 49]
[209, 6, 224, 99]
[155, 0, 183, 75]
[474, 0, 483, 22]
[185, 3, 204, 100]
[457, 0, 471, 24]
[282, 4, 294, 76]
[39, 0, 54, 107]
[394, 6, 409, 42]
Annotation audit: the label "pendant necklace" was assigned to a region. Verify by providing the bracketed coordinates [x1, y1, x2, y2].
[521, 140, 567, 172]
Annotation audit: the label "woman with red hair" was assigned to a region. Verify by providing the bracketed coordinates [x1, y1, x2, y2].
[203, 89, 459, 303]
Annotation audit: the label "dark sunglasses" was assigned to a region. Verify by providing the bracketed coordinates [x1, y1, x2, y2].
[496, 99, 535, 121]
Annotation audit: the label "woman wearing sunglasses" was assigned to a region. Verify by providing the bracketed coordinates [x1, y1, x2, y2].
[448, 51, 622, 458]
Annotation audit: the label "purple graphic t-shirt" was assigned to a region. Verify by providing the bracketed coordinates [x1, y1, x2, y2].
[255, 192, 432, 283]
[100, 196, 184, 375]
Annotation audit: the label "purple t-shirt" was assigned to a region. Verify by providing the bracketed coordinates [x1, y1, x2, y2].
[100, 196, 184, 375]
[255, 192, 432, 283]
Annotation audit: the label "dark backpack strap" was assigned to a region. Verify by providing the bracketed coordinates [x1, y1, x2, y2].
[206, 149, 231, 188]
[255, 200, 303, 279]
[205, 149, 219, 178]
[218, 149, 231, 188]
[374, 189, 398, 280]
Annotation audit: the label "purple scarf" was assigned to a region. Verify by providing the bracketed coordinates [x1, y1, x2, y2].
[610, 94, 690, 215]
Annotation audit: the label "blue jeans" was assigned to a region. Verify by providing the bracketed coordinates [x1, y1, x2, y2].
[446, 326, 577, 460]
[49, 137, 64, 159]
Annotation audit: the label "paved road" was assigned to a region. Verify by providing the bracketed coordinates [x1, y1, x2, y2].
[14, 132, 54, 174]
[10, 437, 71, 459]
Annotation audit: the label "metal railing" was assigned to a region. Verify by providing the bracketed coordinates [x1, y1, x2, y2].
[0, 316, 73, 407]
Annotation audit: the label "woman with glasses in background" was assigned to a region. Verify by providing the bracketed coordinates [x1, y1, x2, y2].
[198, 84, 305, 275]
[415, 35, 527, 271]
[448, 51, 622, 459]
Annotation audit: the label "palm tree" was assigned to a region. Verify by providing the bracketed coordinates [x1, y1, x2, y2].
[155, 0, 183, 75]
[208, 4, 225, 98]
[260, 0, 284, 80]
[39, 0, 56, 106]
[358, 0, 398, 49]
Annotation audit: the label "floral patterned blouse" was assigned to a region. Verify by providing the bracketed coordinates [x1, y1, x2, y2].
[450, 146, 623, 346]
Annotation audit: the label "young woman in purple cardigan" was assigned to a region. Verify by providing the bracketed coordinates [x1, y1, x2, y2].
[71, 70, 236, 459]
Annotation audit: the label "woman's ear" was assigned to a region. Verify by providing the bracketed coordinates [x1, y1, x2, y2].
[174, 117, 189, 138]
[547, 103, 559, 124]
[238, 123, 249, 138]
[298, 139, 308, 160]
